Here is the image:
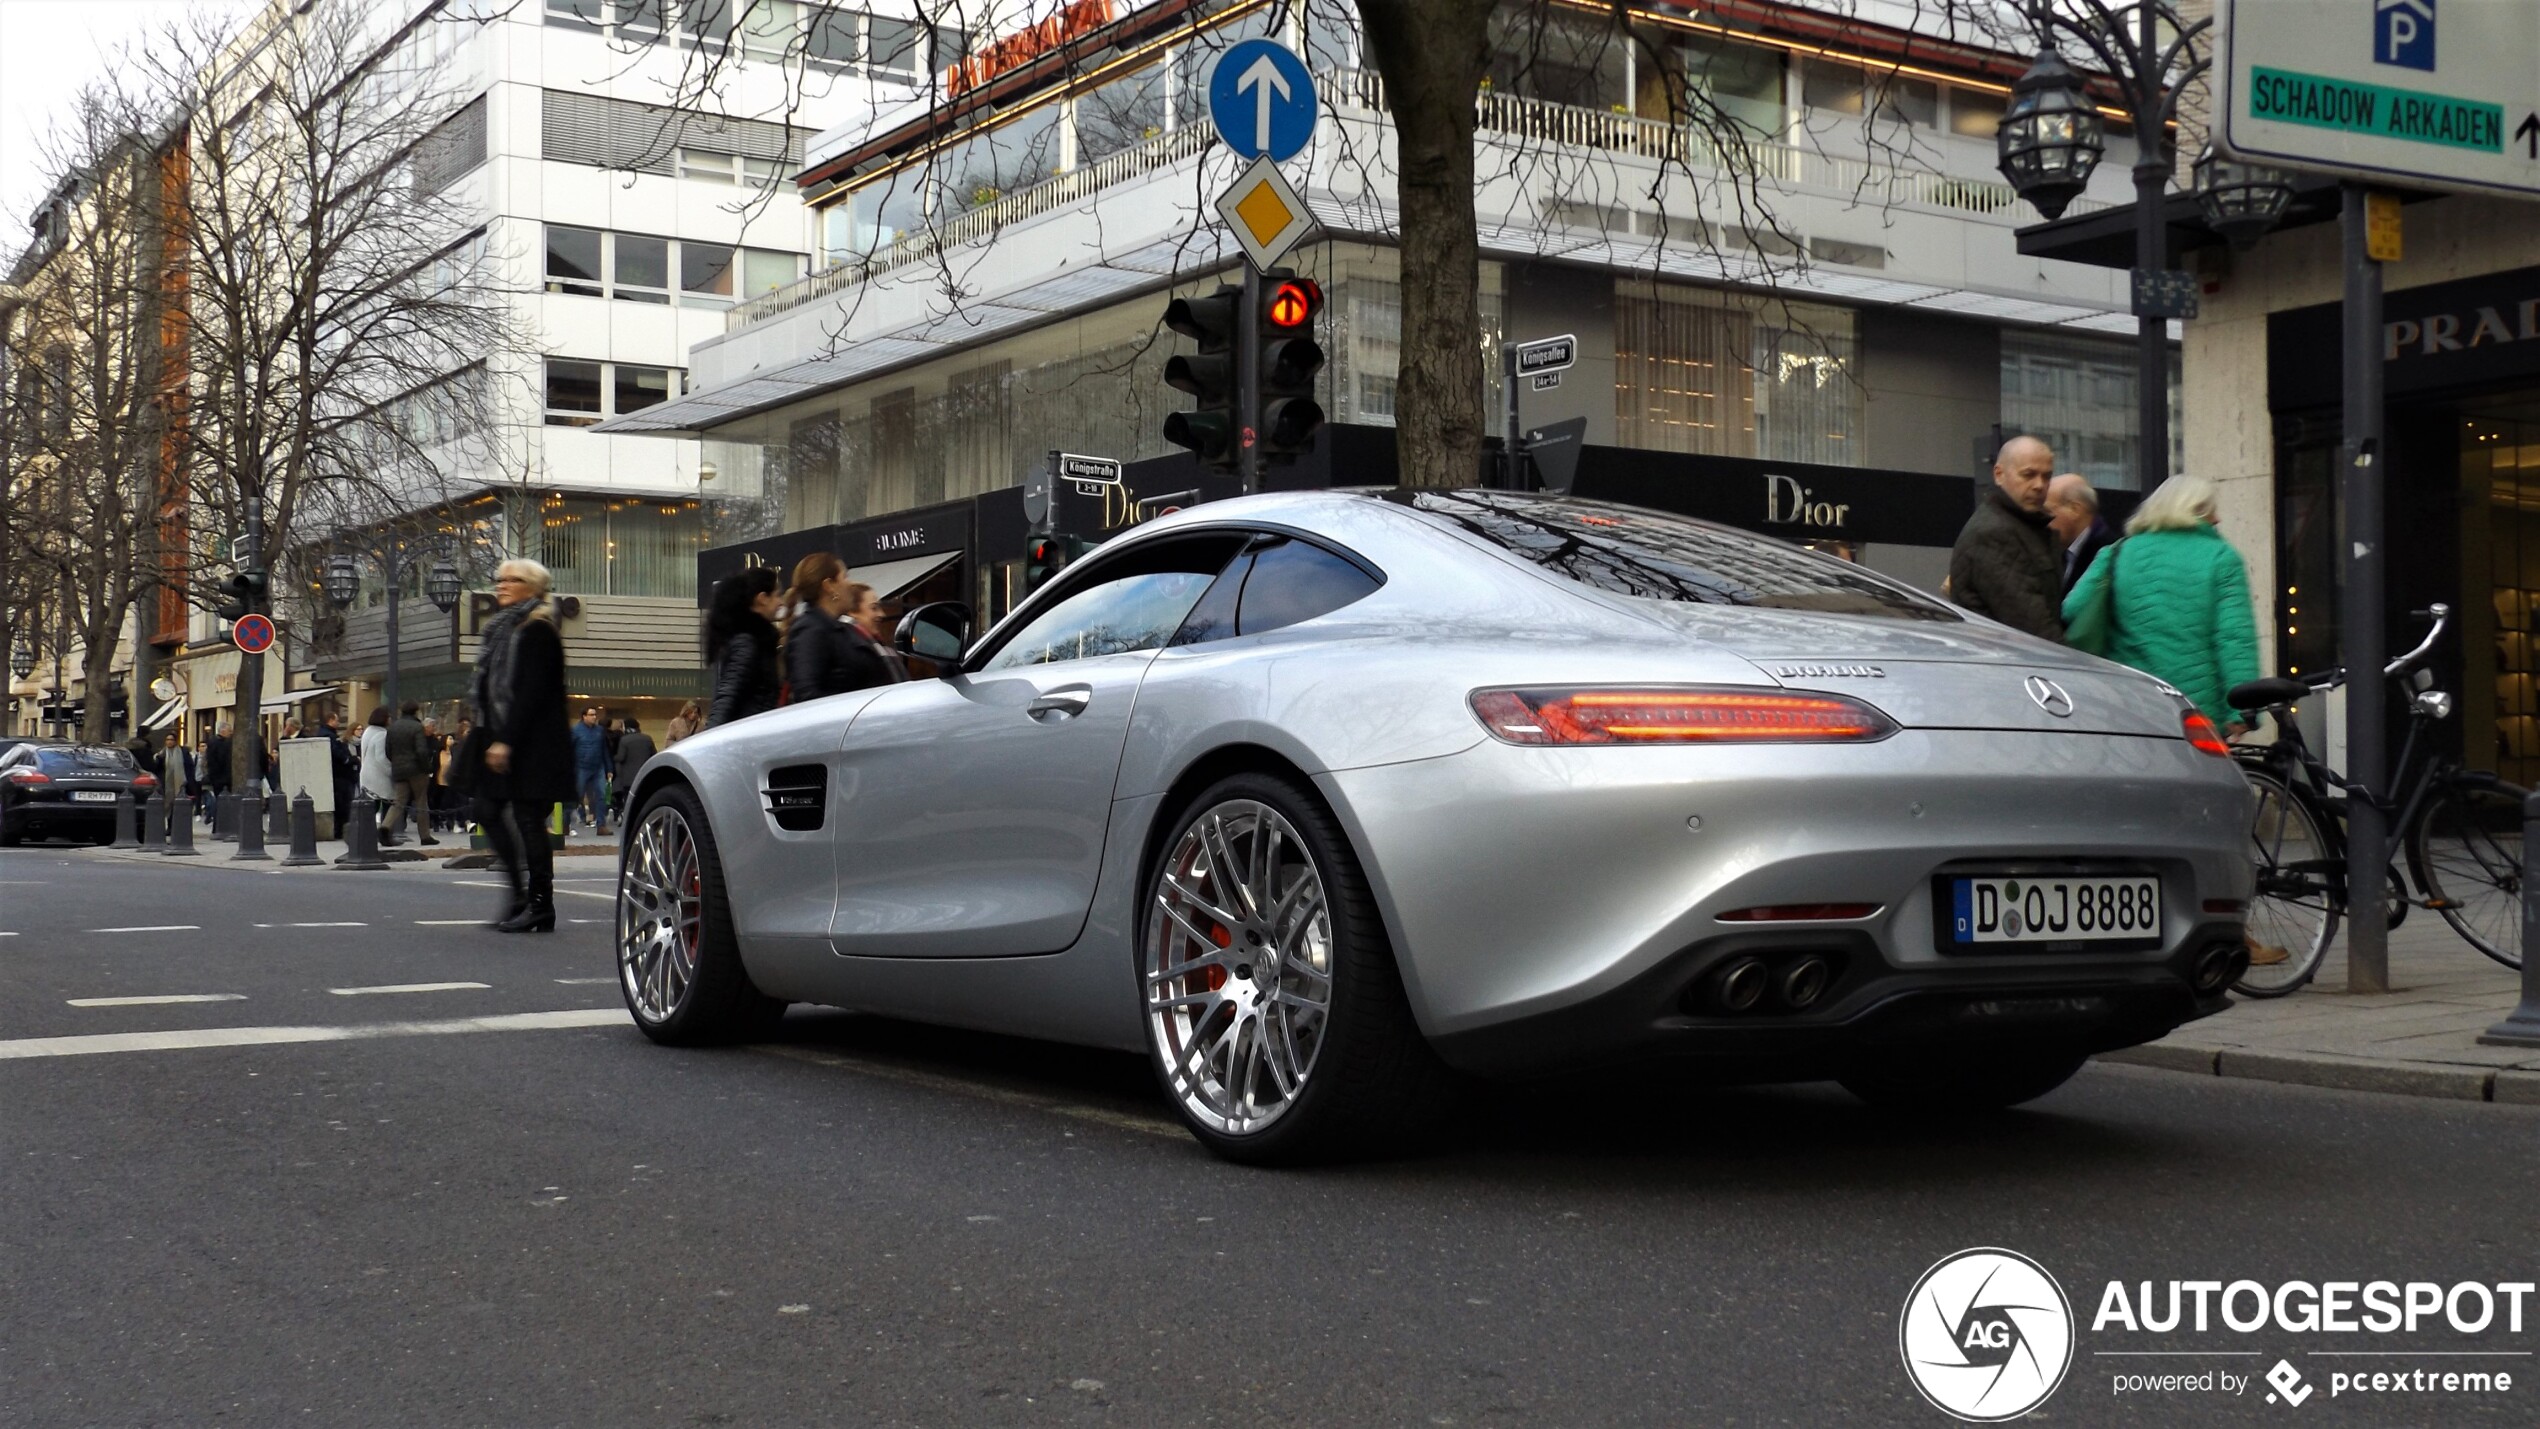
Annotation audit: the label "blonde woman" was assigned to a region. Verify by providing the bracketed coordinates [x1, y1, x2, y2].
[464, 558, 572, 932]
[2060, 474, 2261, 734]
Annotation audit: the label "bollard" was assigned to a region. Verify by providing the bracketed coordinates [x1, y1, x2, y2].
[2478, 789, 2540, 1047]
[232, 789, 269, 862]
[141, 792, 165, 851]
[267, 789, 288, 842]
[164, 793, 199, 856]
[110, 790, 141, 849]
[278, 789, 323, 867]
[335, 788, 388, 870]
[212, 791, 236, 841]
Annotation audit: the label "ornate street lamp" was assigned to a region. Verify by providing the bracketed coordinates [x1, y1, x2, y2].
[2192, 143, 2300, 251]
[1995, 47, 2104, 221]
[9, 642, 33, 681]
[425, 556, 463, 615]
[323, 553, 360, 608]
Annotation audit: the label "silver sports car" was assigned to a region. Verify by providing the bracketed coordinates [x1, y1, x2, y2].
[616, 488, 2254, 1162]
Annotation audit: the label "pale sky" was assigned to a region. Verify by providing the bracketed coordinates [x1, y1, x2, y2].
[0, 0, 249, 253]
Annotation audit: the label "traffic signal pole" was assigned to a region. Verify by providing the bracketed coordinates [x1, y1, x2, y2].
[1237, 264, 1262, 495]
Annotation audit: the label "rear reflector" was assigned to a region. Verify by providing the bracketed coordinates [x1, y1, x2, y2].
[2181, 710, 2232, 756]
[1717, 903, 1881, 922]
[1470, 687, 1896, 745]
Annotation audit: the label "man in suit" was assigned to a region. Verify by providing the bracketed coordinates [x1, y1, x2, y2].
[2049, 472, 2116, 597]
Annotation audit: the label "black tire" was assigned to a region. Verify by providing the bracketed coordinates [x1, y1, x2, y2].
[1838, 1049, 2089, 1112]
[2408, 778, 2527, 971]
[0, 812, 18, 847]
[617, 783, 786, 1045]
[2236, 770, 2338, 997]
[1138, 771, 1454, 1165]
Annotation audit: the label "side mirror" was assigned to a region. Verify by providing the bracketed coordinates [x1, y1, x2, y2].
[895, 601, 971, 671]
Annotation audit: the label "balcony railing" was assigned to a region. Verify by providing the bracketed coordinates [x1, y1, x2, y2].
[731, 66, 2105, 333]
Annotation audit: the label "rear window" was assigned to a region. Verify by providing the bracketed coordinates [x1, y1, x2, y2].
[1397, 490, 1958, 622]
[36, 748, 137, 774]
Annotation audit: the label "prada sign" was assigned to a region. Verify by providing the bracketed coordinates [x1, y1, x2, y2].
[2269, 264, 2540, 410]
[1576, 447, 1976, 548]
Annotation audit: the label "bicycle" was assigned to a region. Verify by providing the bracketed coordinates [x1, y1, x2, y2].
[2227, 603, 2528, 997]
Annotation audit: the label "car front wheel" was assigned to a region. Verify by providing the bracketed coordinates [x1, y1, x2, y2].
[1140, 772, 1449, 1165]
[618, 784, 784, 1045]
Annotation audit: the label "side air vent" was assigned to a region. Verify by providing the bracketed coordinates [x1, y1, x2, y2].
[762, 765, 826, 832]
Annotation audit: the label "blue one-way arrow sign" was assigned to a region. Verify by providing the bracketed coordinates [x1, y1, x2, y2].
[1208, 38, 1316, 163]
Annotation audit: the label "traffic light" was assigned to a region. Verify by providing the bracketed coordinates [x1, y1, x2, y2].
[1162, 284, 1242, 470]
[1256, 272, 1326, 462]
[1024, 535, 1087, 593]
[215, 569, 268, 622]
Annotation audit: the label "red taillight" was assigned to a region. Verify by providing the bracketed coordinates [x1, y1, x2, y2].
[1470, 687, 1896, 745]
[132, 772, 158, 789]
[2182, 710, 2232, 756]
[3, 769, 49, 786]
[1717, 903, 1882, 922]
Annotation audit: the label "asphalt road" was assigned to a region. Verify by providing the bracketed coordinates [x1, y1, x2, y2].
[4, 848, 2537, 1427]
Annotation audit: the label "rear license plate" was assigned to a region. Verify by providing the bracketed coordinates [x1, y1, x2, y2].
[70, 791, 118, 804]
[1943, 876, 2160, 951]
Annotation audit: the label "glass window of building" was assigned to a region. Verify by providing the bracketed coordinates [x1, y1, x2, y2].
[1872, 74, 1939, 127]
[1075, 58, 1168, 165]
[545, 359, 603, 425]
[1614, 283, 1862, 465]
[1801, 60, 1865, 115]
[613, 234, 670, 302]
[616, 0, 667, 39]
[868, 16, 922, 77]
[545, 226, 603, 296]
[615, 365, 673, 415]
[2000, 329, 2181, 490]
[1486, 6, 1629, 109]
[1643, 33, 1785, 139]
[806, 5, 862, 67]
[742, 0, 800, 58]
[1947, 85, 2007, 138]
[684, 0, 738, 46]
[742, 249, 800, 296]
[682, 243, 736, 305]
[545, 0, 605, 29]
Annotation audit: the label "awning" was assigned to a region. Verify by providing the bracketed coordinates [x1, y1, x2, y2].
[141, 697, 187, 731]
[260, 685, 337, 713]
[854, 550, 962, 600]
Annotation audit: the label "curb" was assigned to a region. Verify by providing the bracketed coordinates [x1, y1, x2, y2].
[2097, 1044, 2536, 1105]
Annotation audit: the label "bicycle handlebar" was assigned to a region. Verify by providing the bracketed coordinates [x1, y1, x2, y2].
[2288, 604, 2450, 692]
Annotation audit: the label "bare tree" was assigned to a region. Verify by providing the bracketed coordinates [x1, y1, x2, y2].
[142, 0, 525, 792]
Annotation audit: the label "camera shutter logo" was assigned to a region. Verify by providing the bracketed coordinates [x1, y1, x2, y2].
[1900, 1248, 2074, 1421]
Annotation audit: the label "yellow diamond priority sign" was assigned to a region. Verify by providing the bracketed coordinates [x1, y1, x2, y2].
[1216, 155, 1314, 272]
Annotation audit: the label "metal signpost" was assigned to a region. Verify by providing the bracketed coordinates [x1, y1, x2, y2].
[1504, 336, 1576, 489]
[1208, 39, 1317, 495]
[2219, 0, 2540, 993]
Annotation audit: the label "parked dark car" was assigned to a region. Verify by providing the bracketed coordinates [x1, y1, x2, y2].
[0, 743, 158, 846]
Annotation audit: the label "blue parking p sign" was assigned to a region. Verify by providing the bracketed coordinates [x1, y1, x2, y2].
[2375, 0, 2435, 72]
[1207, 39, 1317, 163]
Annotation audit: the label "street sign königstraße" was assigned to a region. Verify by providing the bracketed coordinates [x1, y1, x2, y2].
[2218, 0, 2540, 198]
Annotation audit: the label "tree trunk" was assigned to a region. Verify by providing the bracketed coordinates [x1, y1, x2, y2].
[1356, 0, 1496, 489]
[78, 634, 118, 746]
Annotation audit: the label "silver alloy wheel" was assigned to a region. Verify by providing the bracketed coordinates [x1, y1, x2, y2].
[1145, 799, 1333, 1136]
[620, 804, 704, 1023]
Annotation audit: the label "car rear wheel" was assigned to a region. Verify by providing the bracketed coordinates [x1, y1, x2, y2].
[1140, 773, 1451, 1165]
[618, 784, 784, 1045]
[1838, 1049, 2089, 1112]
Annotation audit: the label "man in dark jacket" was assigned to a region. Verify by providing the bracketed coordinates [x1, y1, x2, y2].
[611, 718, 655, 824]
[203, 723, 233, 825]
[2048, 472, 2116, 596]
[471, 563, 576, 931]
[1948, 436, 2066, 642]
[321, 711, 356, 831]
[383, 700, 438, 847]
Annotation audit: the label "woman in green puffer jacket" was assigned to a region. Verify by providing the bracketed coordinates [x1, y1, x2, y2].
[2060, 473, 2262, 732]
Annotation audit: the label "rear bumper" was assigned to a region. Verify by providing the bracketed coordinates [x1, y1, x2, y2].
[4, 802, 117, 829]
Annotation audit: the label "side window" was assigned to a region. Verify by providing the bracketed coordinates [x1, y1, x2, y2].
[1236, 538, 1382, 636]
[1169, 550, 1254, 647]
[982, 537, 1245, 671]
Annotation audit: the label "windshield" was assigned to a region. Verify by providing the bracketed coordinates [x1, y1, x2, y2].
[1397, 490, 1959, 623]
[36, 748, 137, 774]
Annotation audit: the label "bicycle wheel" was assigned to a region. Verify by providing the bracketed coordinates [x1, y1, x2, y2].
[2237, 770, 2338, 997]
[2408, 779, 2527, 971]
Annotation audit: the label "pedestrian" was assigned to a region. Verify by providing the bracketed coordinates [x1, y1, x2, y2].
[2060, 474, 2260, 731]
[419, 714, 446, 834]
[462, 558, 574, 933]
[664, 700, 701, 747]
[571, 705, 611, 836]
[842, 583, 908, 689]
[2047, 472, 2116, 597]
[612, 717, 656, 822]
[203, 720, 233, 822]
[384, 700, 439, 847]
[704, 567, 784, 728]
[321, 710, 356, 829]
[1947, 435, 2066, 642]
[781, 552, 870, 702]
[159, 730, 197, 807]
[358, 705, 396, 838]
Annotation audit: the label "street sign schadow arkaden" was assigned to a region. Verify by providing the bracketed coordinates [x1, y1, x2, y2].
[1516, 334, 1577, 377]
[1208, 39, 1316, 163]
[2218, 0, 2540, 198]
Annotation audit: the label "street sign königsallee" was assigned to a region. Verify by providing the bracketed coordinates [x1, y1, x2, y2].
[2218, 0, 2540, 198]
[1058, 452, 1123, 487]
[1515, 335, 1577, 377]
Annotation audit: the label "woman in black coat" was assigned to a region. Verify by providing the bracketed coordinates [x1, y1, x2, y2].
[465, 558, 575, 932]
[780, 553, 898, 703]
[704, 567, 783, 727]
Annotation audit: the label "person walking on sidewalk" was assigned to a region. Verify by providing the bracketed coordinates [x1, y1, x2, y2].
[464, 559, 573, 933]
[664, 700, 700, 747]
[612, 717, 655, 823]
[570, 706, 611, 836]
[704, 567, 783, 728]
[384, 701, 439, 846]
[358, 706, 396, 841]
[1948, 435, 2067, 642]
[782, 552, 870, 704]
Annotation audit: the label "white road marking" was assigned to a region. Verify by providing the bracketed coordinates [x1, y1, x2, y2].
[328, 982, 493, 996]
[67, 993, 249, 1008]
[455, 880, 612, 901]
[0, 1008, 629, 1061]
[90, 925, 201, 933]
[412, 919, 482, 926]
[0, 931, 16, 937]
[553, 976, 614, 986]
[253, 921, 368, 928]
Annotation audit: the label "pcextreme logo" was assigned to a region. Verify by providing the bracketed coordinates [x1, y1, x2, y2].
[1901, 1248, 2076, 1422]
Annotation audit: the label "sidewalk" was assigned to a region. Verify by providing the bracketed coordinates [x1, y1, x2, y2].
[2101, 916, 2540, 1105]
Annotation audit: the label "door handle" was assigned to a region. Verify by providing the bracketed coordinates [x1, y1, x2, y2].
[1028, 687, 1092, 721]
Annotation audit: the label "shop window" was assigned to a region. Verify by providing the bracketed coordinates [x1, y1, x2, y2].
[545, 225, 604, 296]
[1613, 282, 1861, 465]
[613, 234, 669, 303]
[545, 359, 604, 426]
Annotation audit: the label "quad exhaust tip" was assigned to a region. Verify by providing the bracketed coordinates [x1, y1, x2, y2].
[2192, 941, 2244, 993]
[1779, 954, 1832, 1010]
[1715, 957, 1769, 1013]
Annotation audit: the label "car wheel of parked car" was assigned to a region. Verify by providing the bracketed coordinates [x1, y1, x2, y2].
[1838, 1049, 2089, 1112]
[618, 784, 784, 1045]
[1140, 772, 1451, 1165]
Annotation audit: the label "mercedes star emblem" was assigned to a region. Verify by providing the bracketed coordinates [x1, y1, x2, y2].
[2025, 675, 2075, 717]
